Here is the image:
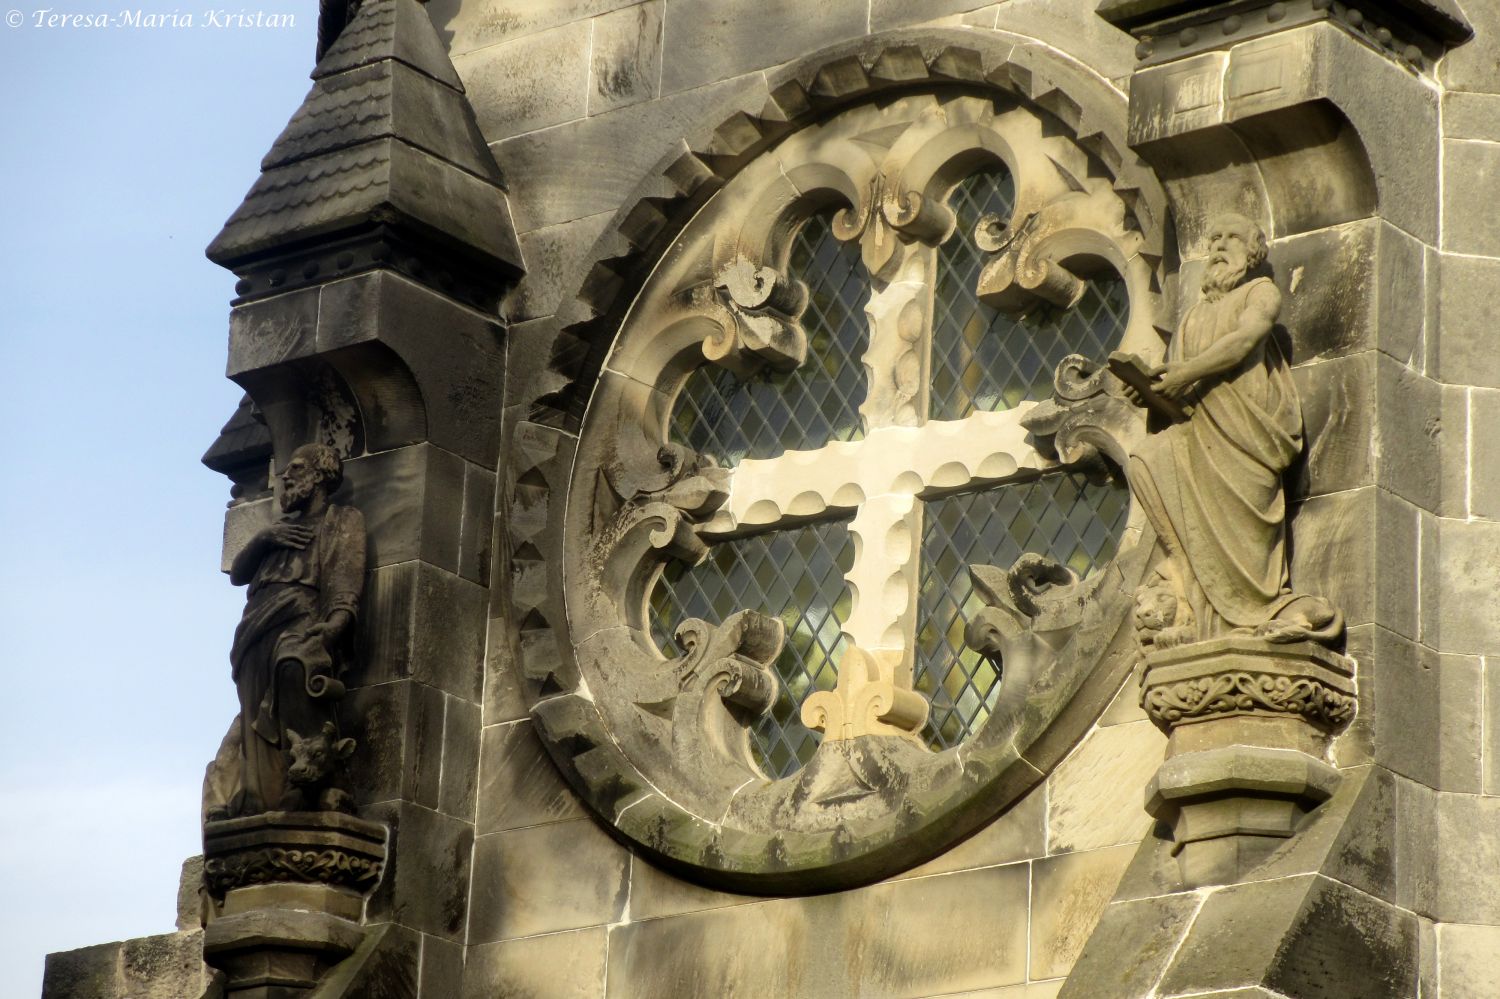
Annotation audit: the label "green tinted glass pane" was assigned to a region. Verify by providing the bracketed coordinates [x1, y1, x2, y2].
[915, 474, 1130, 749]
[649, 520, 855, 777]
[669, 215, 870, 466]
[931, 170, 1129, 420]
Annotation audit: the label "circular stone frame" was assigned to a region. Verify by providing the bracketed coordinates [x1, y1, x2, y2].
[502, 28, 1176, 894]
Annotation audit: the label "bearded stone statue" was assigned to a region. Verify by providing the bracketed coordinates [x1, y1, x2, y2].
[1122, 213, 1341, 651]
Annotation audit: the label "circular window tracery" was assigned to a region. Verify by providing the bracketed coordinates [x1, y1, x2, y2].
[514, 40, 1177, 891]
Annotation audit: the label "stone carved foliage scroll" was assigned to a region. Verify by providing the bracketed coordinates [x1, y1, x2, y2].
[521, 37, 1176, 893]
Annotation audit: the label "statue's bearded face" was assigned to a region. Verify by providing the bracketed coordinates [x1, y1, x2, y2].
[1202, 218, 1258, 298]
[278, 451, 321, 512]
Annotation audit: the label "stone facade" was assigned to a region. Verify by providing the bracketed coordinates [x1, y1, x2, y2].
[41, 0, 1500, 997]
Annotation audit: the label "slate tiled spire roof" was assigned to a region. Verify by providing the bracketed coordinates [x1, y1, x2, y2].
[206, 0, 520, 276]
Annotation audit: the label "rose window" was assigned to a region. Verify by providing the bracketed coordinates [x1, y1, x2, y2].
[650, 167, 1130, 775]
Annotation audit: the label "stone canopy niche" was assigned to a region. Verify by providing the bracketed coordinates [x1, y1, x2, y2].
[509, 38, 1179, 893]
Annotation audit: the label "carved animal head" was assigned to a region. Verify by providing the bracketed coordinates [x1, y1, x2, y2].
[285, 721, 355, 787]
[1134, 588, 1178, 634]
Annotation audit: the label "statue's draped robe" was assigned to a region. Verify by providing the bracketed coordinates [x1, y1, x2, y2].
[230, 504, 365, 812]
[1128, 277, 1302, 634]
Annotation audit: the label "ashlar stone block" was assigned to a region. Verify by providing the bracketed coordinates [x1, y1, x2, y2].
[627, 853, 760, 922]
[1436, 923, 1500, 999]
[509, 213, 614, 322]
[428, 0, 640, 58]
[1443, 140, 1500, 256]
[462, 926, 607, 999]
[589, 2, 663, 115]
[362, 801, 475, 942]
[1057, 891, 1202, 999]
[475, 719, 585, 835]
[467, 817, 630, 943]
[1424, 517, 1500, 655]
[1047, 719, 1165, 854]
[492, 72, 769, 232]
[452, 19, 591, 139]
[657, 0, 865, 96]
[604, 863, 1030, 998]
[1436, 253, 1500, 390]
[898, 783, 1046, 880]
[1030, 845, 1137, 980]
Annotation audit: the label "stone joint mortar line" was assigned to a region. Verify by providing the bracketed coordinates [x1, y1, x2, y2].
[1149, 888, 1212, 999]
[1466, 388, 1474, 520]
[584, 18, 596, 118]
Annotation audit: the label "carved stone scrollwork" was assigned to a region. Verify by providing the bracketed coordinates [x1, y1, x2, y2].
[598, 448, 730, 584]
[966, 553, 1087, 682]
[634, 610, 784, 776]
[1022, 353, 1141, 476]
[834, 175, 955, 281]
[697, 256, 809, 379]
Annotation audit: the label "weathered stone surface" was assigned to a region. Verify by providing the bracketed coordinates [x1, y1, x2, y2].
[1047, 720, 1164, 854]
[462, 927, 607, 998]
[452, 20, 591, 138]
[42, 930, 216, 999]
[590, 2, 663, 114]
[1467, 387, 1500, 521]
[993, 0, 1136, 83]
[899, 784, 1046, 880]
[428, 0, 640, 58]
[1445, 91, 1500, 140]
[341, 679, 444, 807]
[354, 561, 486, 697]
[1426, 794, 1500, 923]
[1443, 140, 1500, 256]
[176, 855, 204, 930]
[439, 695, 481, 819]
[510, 213, 615, 322]
[1436, 253, 1500, 389]
[1423, 517, 1500, 654]
[1287, 487, 1417, 641]
[418, 934, 464, 998]
[869, 0, 994, 30]
[344, 444, 467, 575]
[1158, 873, 1419, 997]
[475, 719, 585, 835]
[627, 854, 760, 922]
[1030, 845, 1136, 980]
[605, 863, 1030, 997]
[491, 71, 768, 232]
[1363, 628, 1483, 793]
[1059, 891, 1201, 999]
[468, 817, 630, 942]
[1436, 923, 1500, 998]
[940, 984, 1064, 999]
[314, 271, 508, 471]
[363, 801, 474, 941]
[657, 0, 865, 96]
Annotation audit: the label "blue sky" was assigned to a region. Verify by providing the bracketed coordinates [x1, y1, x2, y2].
[0, 5, 317, 992]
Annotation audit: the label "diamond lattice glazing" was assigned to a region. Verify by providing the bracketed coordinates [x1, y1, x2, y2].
[670, 214, 870, 467]
[930, 170, 1130, 421]
[915, 473, 1131, 749]
[649, 520, 855, 777]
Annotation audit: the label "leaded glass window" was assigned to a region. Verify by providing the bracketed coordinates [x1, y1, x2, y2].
[652, 164, 1132, 778]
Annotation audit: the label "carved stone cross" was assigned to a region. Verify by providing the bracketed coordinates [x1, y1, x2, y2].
[701, 242, 1047, 743]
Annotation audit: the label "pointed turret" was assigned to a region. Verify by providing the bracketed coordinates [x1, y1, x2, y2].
[207, 0, 521, 311]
